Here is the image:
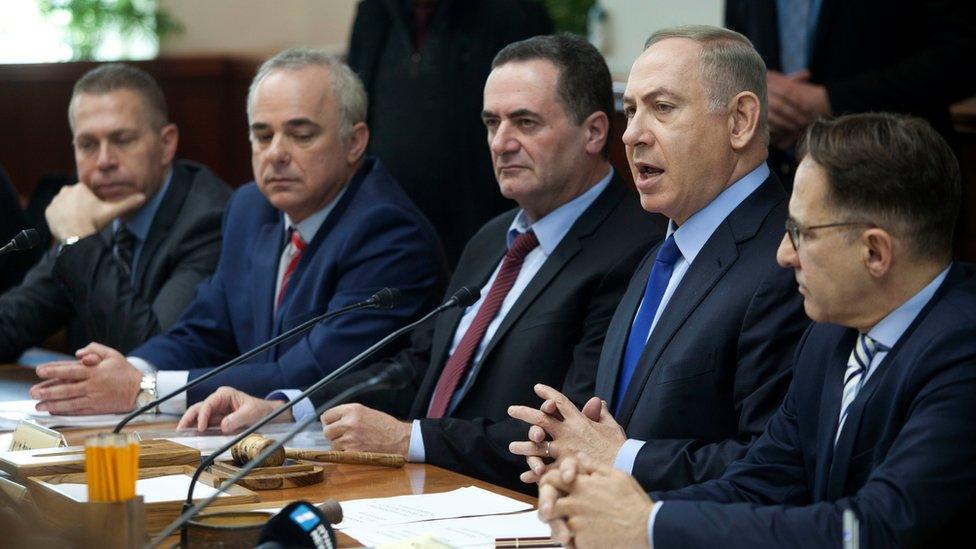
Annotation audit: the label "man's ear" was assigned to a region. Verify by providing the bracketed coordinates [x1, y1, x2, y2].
[862, 228, 894, 279]
[582, 111, 610, 156]
[160, 123, 179, 166]
[345, 122, 369, 165]
[729, 91, 760, 151]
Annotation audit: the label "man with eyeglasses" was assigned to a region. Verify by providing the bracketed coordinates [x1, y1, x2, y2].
[509, 25, 810, 493]
[538, 112, 976, 548]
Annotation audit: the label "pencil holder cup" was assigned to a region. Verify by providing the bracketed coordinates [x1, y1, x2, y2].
[81, 495, 146, 549]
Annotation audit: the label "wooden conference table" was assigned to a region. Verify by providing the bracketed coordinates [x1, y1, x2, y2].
[0, 362, 538, 547]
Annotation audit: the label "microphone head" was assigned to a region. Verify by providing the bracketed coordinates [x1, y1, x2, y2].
[450, 286, 480, 308]
[257, 500, 338, 549]
[14, 229, 40, 250]
[369, 287, 401, 310]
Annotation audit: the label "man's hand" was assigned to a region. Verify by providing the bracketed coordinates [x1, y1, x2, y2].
[766, 70, 831, 149]
[179, 387, 290, 433]
[508, 384, 627, 484]
[539, 454, 654, 549]
[29, 342, 142, 415]
[45, 182, 145, 242]
[321, 403, 411, 456]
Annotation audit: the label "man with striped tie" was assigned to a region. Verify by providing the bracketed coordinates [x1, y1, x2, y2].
[538, 113, 976, 548]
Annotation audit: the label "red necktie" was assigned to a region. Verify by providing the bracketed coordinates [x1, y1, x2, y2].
[276, 229, 307, 310]
[427, 230, 539, 418]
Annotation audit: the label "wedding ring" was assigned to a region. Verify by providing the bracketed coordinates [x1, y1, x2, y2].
[545, 440, 552, 458]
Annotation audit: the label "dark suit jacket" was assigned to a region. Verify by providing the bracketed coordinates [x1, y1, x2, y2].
[134, 157, 447, 405]
[0, 160, 230, 361]
[595, 173, 810, 491]
[725, 0, 976, 141]
[653, 263, 976, 548]
[311, 175, 664, 491]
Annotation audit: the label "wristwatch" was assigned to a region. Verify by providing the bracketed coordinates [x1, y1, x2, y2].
[56, 235, 81, 256]
[135, 372, 159, 413]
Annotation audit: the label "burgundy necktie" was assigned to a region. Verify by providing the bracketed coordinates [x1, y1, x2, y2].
[427, 230, 539, 418]
[276, 229, 307, 310]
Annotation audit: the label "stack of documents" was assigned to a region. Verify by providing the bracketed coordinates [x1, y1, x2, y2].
[262, 486, 550, 548]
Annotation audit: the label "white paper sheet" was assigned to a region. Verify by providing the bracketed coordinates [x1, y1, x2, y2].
[343, 510, 551, 548]
[0, 400, 180, 429]
[326, 486, 532, 529]
[40, 473, 230, 504]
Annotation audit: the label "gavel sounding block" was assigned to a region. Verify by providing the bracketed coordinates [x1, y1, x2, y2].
[209, 460, 325, 491]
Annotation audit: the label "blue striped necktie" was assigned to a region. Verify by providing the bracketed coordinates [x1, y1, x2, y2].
[836, 333, 884, 444]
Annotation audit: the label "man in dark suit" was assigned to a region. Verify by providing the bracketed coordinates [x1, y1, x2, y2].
[538, 113, 975, 549]
[510, 25, 809, 491]
[178, 34, 664, 491]
[725, 0, 976, 180]
[347, 0, 552, 266]
[0, 163, 42, 293]
[0, 64, 229, 362]
[29, 50, 446, 415]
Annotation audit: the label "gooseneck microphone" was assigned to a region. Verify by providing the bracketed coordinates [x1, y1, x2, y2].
[179, 286, 479, 507]
[0, 229, 41, 256]
[111, 287, 402, 433]
[151, 359, 416, 547]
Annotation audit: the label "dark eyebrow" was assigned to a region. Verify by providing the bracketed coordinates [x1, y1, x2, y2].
[623, 86, 683, 105]
[249, 119, 321, 132]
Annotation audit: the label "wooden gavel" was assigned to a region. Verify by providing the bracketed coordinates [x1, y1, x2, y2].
[230, 434, 405, 468]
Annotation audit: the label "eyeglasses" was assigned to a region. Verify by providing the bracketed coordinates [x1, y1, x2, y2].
[784, 218, 876, 250]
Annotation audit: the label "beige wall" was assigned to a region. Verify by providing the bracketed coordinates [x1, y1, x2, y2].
[599, 0, 723, 79]
[159, 0, 359, 58]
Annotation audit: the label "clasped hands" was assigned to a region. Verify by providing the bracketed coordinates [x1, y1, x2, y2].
[765, 69, 830, 150]
[509, 384, 649, 547]
[29, 343, 143, 414]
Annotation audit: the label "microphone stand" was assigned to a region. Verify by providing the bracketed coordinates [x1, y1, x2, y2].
[149, 365, 409, 547]
[112, 290, 398, 433]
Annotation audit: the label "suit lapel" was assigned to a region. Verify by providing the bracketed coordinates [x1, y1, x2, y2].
[596, 252, 652, 403]
[615, 224, 739, 426]
[252, 220, 284, 346]
[133, 165, 191, 289]
[813, 329, 856, 500]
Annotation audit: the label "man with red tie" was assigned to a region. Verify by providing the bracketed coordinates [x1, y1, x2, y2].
[178, 34, 665, 491]
[29, 49, 446, 415]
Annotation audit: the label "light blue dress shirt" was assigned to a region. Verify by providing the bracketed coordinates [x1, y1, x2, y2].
[613, 162, 770, 473]
[776, 0, 824, 74]
[111, 169, 172, 285]
[647, 266, 952, 547]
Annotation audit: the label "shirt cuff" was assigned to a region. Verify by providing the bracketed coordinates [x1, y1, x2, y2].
[155, 370, 189, 414]
[128, 356, 155, 375]
[407, 419, 425, 463]
[647, 501, 663, 549]
[266, 389, 309, 422]
[613, 438, 646, 474]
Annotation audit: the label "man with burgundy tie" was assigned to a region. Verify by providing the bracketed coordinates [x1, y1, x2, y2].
[178, 34, 665, 491]
[537, 113, 976, 549]
[30, 49, 446, 414]
[509, 25, 810, 492]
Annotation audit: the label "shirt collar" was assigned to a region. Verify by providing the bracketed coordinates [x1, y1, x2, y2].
[506, 167, 614, 255]
[866, 265, 951, 350]
[283, 184, 350, 243]
[113, 168, 173, 242]
[669, 162, 770, 264]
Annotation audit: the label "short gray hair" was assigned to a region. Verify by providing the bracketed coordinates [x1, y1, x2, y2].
[645, 25, 768, 142]
[247, 48, 367, 140]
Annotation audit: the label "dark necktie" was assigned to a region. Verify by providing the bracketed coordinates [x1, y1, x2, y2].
[113, 225, 137, 278]
[613, 235, 682, 414]
[427, 230, 539, 418]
